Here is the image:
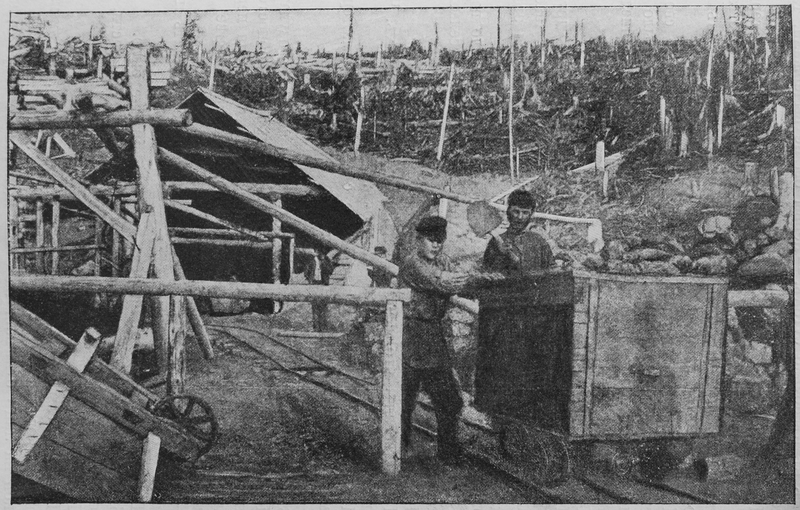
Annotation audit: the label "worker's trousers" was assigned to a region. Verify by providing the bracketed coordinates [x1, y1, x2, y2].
[401, 364, 463, 454]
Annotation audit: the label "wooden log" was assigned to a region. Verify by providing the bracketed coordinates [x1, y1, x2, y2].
[111, 213, 157, 373]
[105, 76, 129, 98]
[167, 293, 187, 395]
[10, 244, 101, 255]
[9, 171, 56, 185]
[168, 227, 294, 239]
[94, 128, 123, 158]
[35, 199, 45, 273]
[50, 198, 60, 274]
[171, 248, 214, 360]
[112, 199, 121, 277]
[209, 49, 217, 91]
[138, 432, 161, 502]
[164, 200, 281, 242]
[13, 328, 102, 463]
[381, 300, 403, 475]
[659, 96, 666, 138]
[171, 237, 273, 249]
[9, 109, 192, 130]
[774, 172, 793, 231]
[10, 176, 19, 270]
[159, 148, 399, 276]
[128, 45, 176, 381]
[354, 86, 363, 154]
[728, 50, 735, 91]
[271, 195, 283, 290]
[10, 181, 318, 200]
[11, 275, 412, 305]
[94, 215, 103, 277]
[164, 124, 478, 203]
[706, 8, 717, 87]
[9, 132, 136, 243]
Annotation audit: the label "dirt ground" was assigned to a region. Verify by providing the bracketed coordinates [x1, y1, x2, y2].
[147, 308, 794, 505]
[152, 313, 538, 504]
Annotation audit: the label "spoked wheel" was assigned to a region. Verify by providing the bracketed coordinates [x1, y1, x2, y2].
[152, 395, 219, 457]
[498, 419, 572, 486]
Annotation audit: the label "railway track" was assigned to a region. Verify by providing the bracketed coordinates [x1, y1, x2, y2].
[212, 322, 719, 505]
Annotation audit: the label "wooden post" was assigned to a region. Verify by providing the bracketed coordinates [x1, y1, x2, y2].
[381, 300, 403, 475]
[659, 96, 666, 138]
[50, 199, 60, 274]
[596, 141, 607, 197]
[432, 23, 439, 66]
[10, 177, 19, 270]
[35, 199, 45, 273]
[680, 130, 690, 157]
[138, 432, 161, 503]
[94, 215, 103, 276]
[354, 86, 364, 154]
[112, 198, 121, 276]
[437, 63, 455, 163]
[271, 195, 283, 291]
[285, 77, 295, 102]
[127, 46, 178, 381]
[171, 247, 214, 360]
[717, 88, 725, 148]
[540, 10, 547, 68]
[167, 292, 187, 395]
[708, 128, 714, 157]
[508, 39, 515, 183]
[377, 43, 383, 67]
[728, 49, 735, 92]
[346, 9, 354, 58]
[96, 55, 103, 79]
[706, 7, 717, 88]
[209, 48, 217, 91]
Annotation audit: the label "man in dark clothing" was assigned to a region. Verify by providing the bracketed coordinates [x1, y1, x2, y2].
[483, 189, 555, 272]
[398, 216, 470, 463]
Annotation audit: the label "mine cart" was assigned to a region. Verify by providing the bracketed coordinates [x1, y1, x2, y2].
[473, 269, 728, 483]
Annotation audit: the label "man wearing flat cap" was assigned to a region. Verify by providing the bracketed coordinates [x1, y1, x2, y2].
[398, 216, 470, 464]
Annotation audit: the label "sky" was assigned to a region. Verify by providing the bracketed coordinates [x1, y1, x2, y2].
[30, 6, 770, 55]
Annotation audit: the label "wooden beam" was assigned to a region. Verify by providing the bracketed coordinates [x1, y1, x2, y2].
[128, 45, 176, 382]
[138, 432, 161, 502]
[159, 148, 399, 276]
[110, 213, 157, 373]
[12, 333, 205, 460]
[11, 275, 412, 306]
[171, 237, 273, 249]
[10, 244, 100, 254]
[94, 128, 123, 158]
[9, 132, 136, 243]
[50, 199, 60, 274]
[271, 195, 283, 286]
[10, 109, 192, 130]
[164, 201, 289, 242]
[171, 248, 214, 360]
[12, 328, 102, 464]
[168, 227, 294, 239]
[35, 199, 45, 273]
[381, 300, 403, 475]
[10, 182, 319, 200]
[166, 124, 478, 203]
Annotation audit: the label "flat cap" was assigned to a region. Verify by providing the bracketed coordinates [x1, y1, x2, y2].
[415, 216, 448, 241]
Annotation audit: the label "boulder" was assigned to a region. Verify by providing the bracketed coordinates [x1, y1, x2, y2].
[762, 239, 793, 258]
[737, 253, 791, 279]
[734, 196, 778, 235]
[581, 253, 606, 271]
[692, 255, 735, 275]
[745, 340, 773, 365]
[669, 255, 693, 272]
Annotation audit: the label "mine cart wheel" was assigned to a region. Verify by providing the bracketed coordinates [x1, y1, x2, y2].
[152, 395, 219, 457]
[499, 421, 571, 486]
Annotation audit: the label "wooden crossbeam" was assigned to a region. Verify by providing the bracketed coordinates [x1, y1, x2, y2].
[9, 109, 192, 130]
[10, 182, 319, 200]
[12, 328, 102, 463]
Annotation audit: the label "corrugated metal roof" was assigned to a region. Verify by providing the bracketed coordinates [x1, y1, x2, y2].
[177, 87, 385, 221]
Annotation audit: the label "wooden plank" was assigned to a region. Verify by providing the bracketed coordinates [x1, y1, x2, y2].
[12, 363, 142, 481]
[12, 423, 137, 502]
[12, 275, 411, 305]
[171, 238, 273, 249]
[159, 148, 399, 276]
[572, 269, 727, 286]
[112, 199, 121, 276]
[10, 302, 157, 407]
[111, 213, 157, 373]
[138, 433, 161, 502]
[9, 132, 136, 243]
[168, 227, 294, 239]
[12, 333, 205, 459]
[582, 277, 600, 437]
[10, 109, 192, 130]
[380, 300, 403, 475]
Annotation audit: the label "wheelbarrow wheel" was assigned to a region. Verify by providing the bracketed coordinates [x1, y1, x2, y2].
[498, 420, 571, 486]
[152, 394, 219, 457]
